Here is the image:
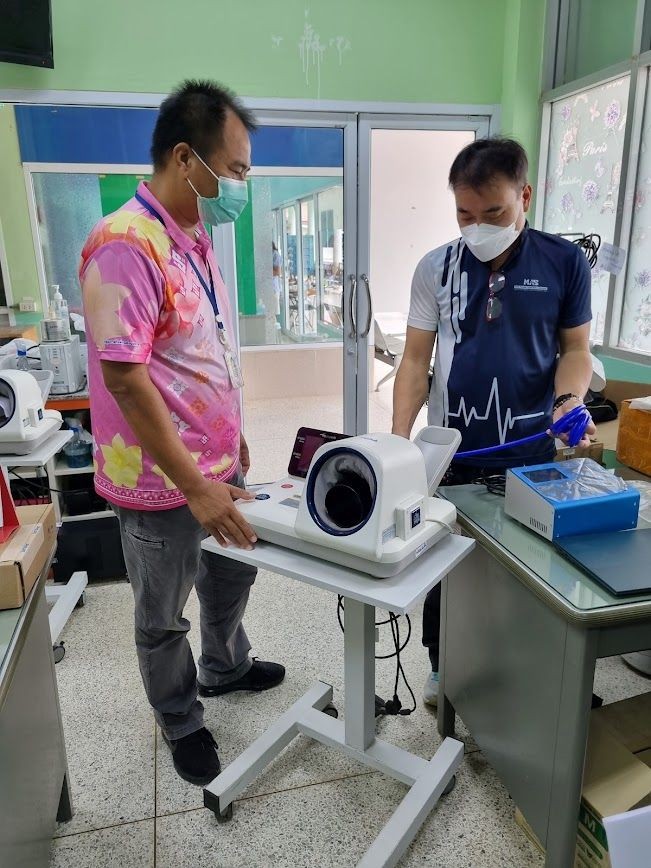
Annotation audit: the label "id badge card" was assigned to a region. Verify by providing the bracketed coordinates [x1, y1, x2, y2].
[224, 349, 244, 389]
[217, 322, 244, 389]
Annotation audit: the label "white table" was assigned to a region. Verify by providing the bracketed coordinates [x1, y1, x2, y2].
[0, 431, 88, 643]
[201, 533, 474, 868]
[2, 429, 73, 522]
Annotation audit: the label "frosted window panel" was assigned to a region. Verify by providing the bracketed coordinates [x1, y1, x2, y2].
[542, 75, 630, 343]
[619, 71, 651, 355]
[32, 173, 103, 314]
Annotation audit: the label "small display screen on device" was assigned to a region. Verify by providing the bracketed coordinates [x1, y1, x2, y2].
[296, 434, 329, 475]
[523, 468, 567, 483]
[288, 427, 349, 478]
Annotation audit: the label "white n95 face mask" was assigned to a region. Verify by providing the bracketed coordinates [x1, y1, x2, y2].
[460, 221, 522, 262]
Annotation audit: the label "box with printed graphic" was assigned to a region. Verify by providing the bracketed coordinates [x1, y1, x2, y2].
[515, 692, 651, 868]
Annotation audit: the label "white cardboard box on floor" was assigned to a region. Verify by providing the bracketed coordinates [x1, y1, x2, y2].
[603, 805, 651, 868]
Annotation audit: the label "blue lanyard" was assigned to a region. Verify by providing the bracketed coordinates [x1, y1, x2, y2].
[134, 191, 224, 329]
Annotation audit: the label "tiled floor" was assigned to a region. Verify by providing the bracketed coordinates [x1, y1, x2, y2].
[243, 363, 429, 487]
[49, 382, 650, 867]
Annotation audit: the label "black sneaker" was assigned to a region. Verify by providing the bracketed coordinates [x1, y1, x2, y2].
[198, 659, 286, 697]
[162, 727, 221, 786]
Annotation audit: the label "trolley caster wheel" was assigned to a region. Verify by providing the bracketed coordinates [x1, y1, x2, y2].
[442, 775, 457, 797]
[323, 703, 339, 719]
[75, 593, 86, 609]
[53, 642, 66, 664]
[215, 802, 233, 822]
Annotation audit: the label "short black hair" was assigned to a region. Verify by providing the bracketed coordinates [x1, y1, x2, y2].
[151, 79, 257, 170]
[449, 137, 528, 190]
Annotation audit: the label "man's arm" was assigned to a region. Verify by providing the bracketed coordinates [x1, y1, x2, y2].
[101, 361, 257, 549]
[553, 323, 596, 447]
[392, 327, 436, 438]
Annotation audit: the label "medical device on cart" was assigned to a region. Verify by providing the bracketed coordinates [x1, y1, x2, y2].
[239, 425, 461, 578]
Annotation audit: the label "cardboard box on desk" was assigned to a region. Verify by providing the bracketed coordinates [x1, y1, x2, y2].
[16, 503, 57, 553]
[0, 503, 56, 610]
[515, 692, 651, 868]
[555, 442, 604, 464]
[617, 401, 651, 477]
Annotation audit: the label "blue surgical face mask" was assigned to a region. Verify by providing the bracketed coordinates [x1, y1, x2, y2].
[188, 149, 248, 225]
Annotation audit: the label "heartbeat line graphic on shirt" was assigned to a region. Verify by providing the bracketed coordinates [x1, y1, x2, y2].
[447, 377, 545, 445]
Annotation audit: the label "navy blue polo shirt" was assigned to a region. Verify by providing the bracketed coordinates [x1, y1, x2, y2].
[407, 225, 592, 468]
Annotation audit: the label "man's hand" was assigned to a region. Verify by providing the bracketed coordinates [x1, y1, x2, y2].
[186, 479, 257, 550]
[239, 433, 251, 476]
[552, 397, 596, 448]
[554, 324, 594, 448]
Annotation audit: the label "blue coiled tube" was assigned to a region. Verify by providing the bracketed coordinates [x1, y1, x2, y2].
[455, 404, 592, 459]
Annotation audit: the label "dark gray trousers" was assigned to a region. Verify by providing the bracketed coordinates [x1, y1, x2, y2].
[114, 477, 257, 740]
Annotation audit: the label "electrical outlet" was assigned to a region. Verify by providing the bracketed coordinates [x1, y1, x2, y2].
[19, 297, 37, 312]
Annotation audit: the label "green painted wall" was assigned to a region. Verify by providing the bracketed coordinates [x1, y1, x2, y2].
[0, 0, 508, 104]
[501, 0, 547, 216]
[0, 105, 42, 308]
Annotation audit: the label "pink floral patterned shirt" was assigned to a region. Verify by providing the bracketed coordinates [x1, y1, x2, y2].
[80, 182, 241, 510]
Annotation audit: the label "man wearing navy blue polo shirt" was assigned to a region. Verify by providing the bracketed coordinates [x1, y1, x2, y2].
[392, 138, 595, 706]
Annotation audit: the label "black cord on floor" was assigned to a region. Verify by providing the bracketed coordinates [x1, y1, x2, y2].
[336, 596, 417, 716]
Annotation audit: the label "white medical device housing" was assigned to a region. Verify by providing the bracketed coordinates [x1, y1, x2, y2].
[40, 334, 84, 395]
[0, 370, 62, 454]
[239, 426, 460, 577]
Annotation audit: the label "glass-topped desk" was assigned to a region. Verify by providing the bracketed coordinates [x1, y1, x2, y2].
[442, 484, 651, 623]
[437, 483, 651, 868]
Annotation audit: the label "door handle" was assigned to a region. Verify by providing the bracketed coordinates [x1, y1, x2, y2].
[359, 274, 373, 339]
[348, 274, 357, 338]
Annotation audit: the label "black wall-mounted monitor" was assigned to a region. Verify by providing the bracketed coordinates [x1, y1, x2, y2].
[0, 0, 54, 68]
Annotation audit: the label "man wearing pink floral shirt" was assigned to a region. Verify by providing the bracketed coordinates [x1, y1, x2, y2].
[80, 81, 285, 786]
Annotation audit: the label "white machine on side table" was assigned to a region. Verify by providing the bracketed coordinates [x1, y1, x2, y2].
[240, 424, 460, 577]
[0, 370, 87, 648]
[201, 426, 474, 868]
[0, 370, 63, 455]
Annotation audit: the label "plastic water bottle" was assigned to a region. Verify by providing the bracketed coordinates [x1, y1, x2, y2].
[63, 424, 92, 468]
[16, 340, 30, 372]
[51, 286, 71, 340]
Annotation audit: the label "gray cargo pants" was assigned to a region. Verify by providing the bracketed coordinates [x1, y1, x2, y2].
[113, 474, 257, 740]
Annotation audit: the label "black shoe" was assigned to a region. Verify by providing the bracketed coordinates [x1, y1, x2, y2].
[162, 727, 221, 786]
[198, 659, 286, 697]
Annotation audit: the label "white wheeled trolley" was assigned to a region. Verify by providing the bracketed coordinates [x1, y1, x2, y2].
[201, 533, 474, 868]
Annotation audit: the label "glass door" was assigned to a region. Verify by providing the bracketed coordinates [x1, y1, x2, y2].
[355, 114, 491, 435]
[213, 117, 358, 484]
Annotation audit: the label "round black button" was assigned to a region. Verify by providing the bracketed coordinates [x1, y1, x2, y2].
[255, 493, 271, 501]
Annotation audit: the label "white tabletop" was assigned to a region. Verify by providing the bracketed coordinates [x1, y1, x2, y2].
[0, 430, 73, 468]
[202, 534, 474, 614]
